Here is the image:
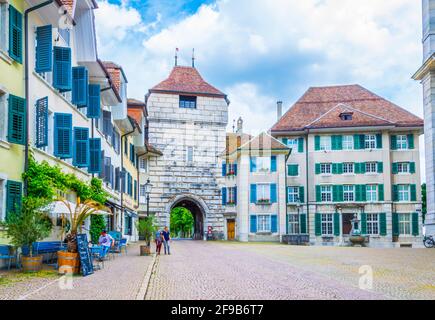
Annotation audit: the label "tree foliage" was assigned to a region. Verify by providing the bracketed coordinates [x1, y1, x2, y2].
[90, 214, 106, 245]
[170, 207, 194, 238]
[422, 183, 427, 224]
[136, 216, 156, 246]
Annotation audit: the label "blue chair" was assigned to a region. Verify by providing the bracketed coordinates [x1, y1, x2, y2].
[119, 238, 127, 255]
[0, 245, 16, 270]
[90, 246, 105, 270]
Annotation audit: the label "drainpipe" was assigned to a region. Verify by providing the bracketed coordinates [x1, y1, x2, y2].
[305, 129, 310, 239]
[23, 0, 54, 196]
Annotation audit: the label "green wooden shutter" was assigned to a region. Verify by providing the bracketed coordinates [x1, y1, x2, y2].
[361, 213, 367, 235]
[300, 214, 307, 234]
[5, 180, 22, 219]
[332, 163, 338, 174]
[356, 185, 366, 202]
[378, 184, 384, 201]
[315, 213, 321, 236]
[412, 213, 419, 236]
[354, 162, 361, 174]
[282, 138, 288, 146]
[410, 184, 417, 201]
[8, 5, 22, 63]
[392, 163, 398, 174]
[360, 162, 366, 174]
[337, 163, 343, 174]
[299, 186, 304, 203]
[315, 163, 321, 175]
[354, 134, 365, 150]
[35, 25, 52, 73]
[333, 212, 340, 236]
[376, 134, 382, 149]
[392, 213, 399, 236]
[288, 165, 298, 176]
[316, 185, 321, 202]
[53, 46, 72, 91]
[7, 95, 26, 145]
[379, 213, 387, 236]
[314, 136, 320, 151]
[390, 135, 397, 150]
[333, 185, 343, 202]
[250, 215, 257, 233]
[377, 162, 383, 173]
[407, 134, 414, 149]
[332, 135, 342, 150]
[409, 162, 416, 174]
[392, 185, 398, 202]
[298, 137, 304, 153]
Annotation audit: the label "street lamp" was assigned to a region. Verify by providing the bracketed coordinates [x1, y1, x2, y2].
[295, 196, 302, 234]
[144, 179, 153, 217]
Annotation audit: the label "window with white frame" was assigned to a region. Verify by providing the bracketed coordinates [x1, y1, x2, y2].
[343, 162, 354, 174]
[320, 163, 332, 174]
[139, 184, 146, 203]
[366, 185, 378, 202]
[257, 184, 271, 202]
[286, 138, 298, 149]
[0, 178, 4, 221]
[288, 214, 299, 234]
[227, 187, 236, 204]
[256, 157, 271, 172]
[287, 186, 299, 203]
[319, 136, 331, 151]
[343, 185, 355, 202]
[321, 213, 333, 235]
[397, 162, 409, 174]
[367, 213, 379, 235]
[257, 215, 271, 232]
[0, 2, 7, 53]
[139, 157, 148, 173]
[365, 134, 376, 149]
[321, 185, 332, 202]
[0, 92, 6, 141]
[398, 213, 411, 235]
[398, 185, 410, 202]
[396, 135, 408, 150]
[365, 162, 377, 173]
[342, 135, 354, 150]
[186, 146, 194, 163]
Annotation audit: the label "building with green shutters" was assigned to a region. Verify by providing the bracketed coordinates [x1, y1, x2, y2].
[270, 85, 424, 247]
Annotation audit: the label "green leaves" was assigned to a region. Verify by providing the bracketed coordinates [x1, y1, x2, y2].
[170, 207, 194, 238]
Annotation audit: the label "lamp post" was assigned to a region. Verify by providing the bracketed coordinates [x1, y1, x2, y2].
[295, 196, 302, 234]
[144, 179, 153, 217]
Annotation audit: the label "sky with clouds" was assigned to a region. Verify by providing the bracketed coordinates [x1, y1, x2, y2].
[94, 0, 426, 180]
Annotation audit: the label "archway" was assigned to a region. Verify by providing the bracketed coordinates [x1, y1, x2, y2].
[169, 196, 206, 240]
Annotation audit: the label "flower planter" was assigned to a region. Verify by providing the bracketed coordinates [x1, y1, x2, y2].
[349, 235, 366, 247]
[140, 245, 151, 256]
[22, 255, 43, 273]
[57, 251, 80, 275]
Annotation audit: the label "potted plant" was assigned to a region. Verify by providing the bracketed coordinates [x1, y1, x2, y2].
[57, 196, 109, 274]
[136, 216, 155, 256]
[1, 198, 52, 272]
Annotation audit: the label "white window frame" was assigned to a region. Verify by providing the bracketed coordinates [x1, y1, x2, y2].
[366, 213, 379, 235]
[397, 162, 409, 174]
[227, 187, 236, 204]
[398, 185, 410, 202]
[321, 185, 332, 203]
[320, 163, 332, 175]
[343, 162, 354, 174]
[288, 214, 300, 234]
[364, 134, 376, 149]
[366, 185, 378, 202]
[0, 177, 5, 221]
[256, 157, 271, 173]
[286, 138, 298, 149]
[0, 2, 8, 54]
[321, 213, 333, 235]
[365, 162, 377, 174]
[319, 136, 331, 151]
[257, 184, 271, 202]
[257, 215, 271, 233]
[139, 157, 148, 173]
[287, 186, 299, 203]
[139, 184, 146, 204]
[396, 135, 408, 150]
[0, 90, 7, 142]
[342, 135, 354, 150]
[343, 185, 355, 202]
[398, 213, 411, 235]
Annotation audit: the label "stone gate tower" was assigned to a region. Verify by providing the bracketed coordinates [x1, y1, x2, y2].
[145, 65, 229, 239]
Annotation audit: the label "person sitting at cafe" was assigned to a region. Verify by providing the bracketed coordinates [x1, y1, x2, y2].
[98, 230, 114, 257]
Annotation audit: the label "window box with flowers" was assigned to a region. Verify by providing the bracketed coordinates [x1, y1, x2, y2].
[257, 199, 271, 205]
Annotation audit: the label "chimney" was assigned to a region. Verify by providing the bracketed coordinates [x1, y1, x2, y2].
[277, 101, 283, 121]
[236, 117, 243, 134]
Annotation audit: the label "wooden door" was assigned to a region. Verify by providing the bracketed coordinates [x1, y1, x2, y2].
[227, 219, 235, 240]
[342, 213, 354, 235]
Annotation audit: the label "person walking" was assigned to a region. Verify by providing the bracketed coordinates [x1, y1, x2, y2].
[162, 226, 171, 255]
[155, 229, 163, 255]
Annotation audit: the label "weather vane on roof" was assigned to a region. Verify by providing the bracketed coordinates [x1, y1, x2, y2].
[192, 48, 195, 68]
[175, 48, 179, 66]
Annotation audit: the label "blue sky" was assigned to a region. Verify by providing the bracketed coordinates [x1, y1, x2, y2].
[95, 0, 426, 179]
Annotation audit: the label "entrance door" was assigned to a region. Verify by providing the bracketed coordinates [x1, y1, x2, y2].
[342, 213, 354, 235]
[227, 219, 235, 240]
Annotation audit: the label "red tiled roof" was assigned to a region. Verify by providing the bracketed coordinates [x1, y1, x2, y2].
[150, 66, 226, 97]
[101, 61, 124, 98]
[127, 98, 147, 117]
[271, 85, 424, 132]
[145, 142, 162, 156]
[56, 0, 74, 17]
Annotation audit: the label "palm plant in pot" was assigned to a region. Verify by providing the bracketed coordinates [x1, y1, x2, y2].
[57, 196, 110, 274]
[136, 216, 155, 256]
[1, 198, 52, 272]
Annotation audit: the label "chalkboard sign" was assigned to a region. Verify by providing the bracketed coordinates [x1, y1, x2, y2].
[76, 234, 94, 277]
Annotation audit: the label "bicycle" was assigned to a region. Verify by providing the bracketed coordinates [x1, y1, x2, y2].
[423, 235, 434, 248]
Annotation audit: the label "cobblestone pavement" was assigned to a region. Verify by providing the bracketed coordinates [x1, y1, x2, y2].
[145, 241, 435, 300]
[0, 243, 152, 300]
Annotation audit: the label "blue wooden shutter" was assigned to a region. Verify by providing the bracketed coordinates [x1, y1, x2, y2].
[270, 184, 277, 203]
[72, 66, 88, 106]
[53, 46, 72, 91]
[134, 180, 137, 201]
[271, 215, 278, 233]
[234, 187, 237, 205]
[35, 97, 48, 148]
[250, 215, 257, 233]
[6, 180, 22, 218]
[8, 5, 22, 63]
[54, 113, 72, 158]
[7, 94, 26, 145]
[234, 164, 237, 176]
[222, 162, 227, 177]
[87, 84, 101, 118]
[250, 184, 257, 203]
[89, 138, 101, 174]
[73, 127, 89, 167]
[250, 157, 257, 172]
[221, 187, 227, 205]
[271, 156, 277, 172]
[35, 25, 52, 73]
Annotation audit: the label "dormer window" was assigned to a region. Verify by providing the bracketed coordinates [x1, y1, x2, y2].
[180, 96, 197, 109]
[340, 112, 353, 121]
